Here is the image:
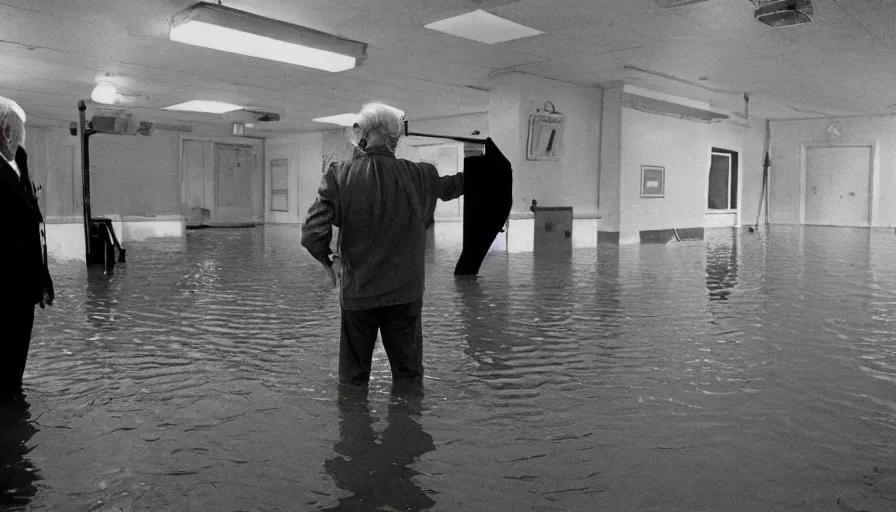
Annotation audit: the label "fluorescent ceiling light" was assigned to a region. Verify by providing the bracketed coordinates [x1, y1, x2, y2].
[424, 9, 544, 45]
[91, 82, 118, 105]
[313, 107, 407, 127]
[164, 100, 244, 114]
[313, 113, 360, 127]
[170, 2, 368, 72]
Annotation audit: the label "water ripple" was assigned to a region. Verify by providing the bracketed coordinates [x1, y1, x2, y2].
[2, 226, 893, 510]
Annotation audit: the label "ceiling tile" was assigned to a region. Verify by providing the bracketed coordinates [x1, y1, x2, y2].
[827, 0, 896, 26]
[672, 0, 760, 33]
[555, 24, 647, 53]
[866, 21, 896, 48]
[629, 10, 722, 44]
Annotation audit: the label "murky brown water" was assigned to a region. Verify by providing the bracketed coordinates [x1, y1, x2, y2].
[3, 226, 895, 511]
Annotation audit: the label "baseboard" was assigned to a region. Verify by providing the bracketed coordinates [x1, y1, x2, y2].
[640, 227, 704, 244]
[598, 231, 620, 244]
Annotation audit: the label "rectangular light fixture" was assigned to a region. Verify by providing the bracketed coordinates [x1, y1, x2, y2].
[170, 2, 368, 72]
[312, 113, 361, 127]
[424, 9, 544, 45]
[313, 106, 407, 127]
[164, 100, 244, 114]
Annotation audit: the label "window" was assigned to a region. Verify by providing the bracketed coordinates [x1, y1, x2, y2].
[270, 159, 289, 212]
[708, 148, 738, 211]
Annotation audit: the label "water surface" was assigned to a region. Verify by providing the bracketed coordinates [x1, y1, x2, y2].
[3, 226, 895, 511]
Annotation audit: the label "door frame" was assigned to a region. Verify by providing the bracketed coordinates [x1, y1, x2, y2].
[705, 147, 741, 228]
[799, 142, 879, 227]
[180, 135, 264, 223]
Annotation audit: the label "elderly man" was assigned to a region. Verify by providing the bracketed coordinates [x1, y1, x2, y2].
[0, 97, 54, 395]
[301, 103, 463, 387]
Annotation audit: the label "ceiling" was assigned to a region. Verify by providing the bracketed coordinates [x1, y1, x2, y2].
[2, 0, 896, 134]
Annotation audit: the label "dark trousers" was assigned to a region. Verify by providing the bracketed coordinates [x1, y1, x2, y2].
[0, 303, 34, 393]
[339, 300, 424, 386]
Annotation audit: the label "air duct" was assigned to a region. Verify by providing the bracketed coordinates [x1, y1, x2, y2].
[755, 0, 813, 27]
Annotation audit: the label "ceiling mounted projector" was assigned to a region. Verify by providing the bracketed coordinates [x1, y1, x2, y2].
[755, 0, 813, 27]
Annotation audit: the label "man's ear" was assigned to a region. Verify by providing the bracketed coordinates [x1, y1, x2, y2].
[0, 125, 14, 159]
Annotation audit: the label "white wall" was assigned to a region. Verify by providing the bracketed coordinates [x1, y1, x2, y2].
[90, 131, 181, 215]
[489, 72, 602, 215]
[26, 126, 80, 221]
[739, 119, 770, 228]
[619, 107, 710, 241]
[265, 133, 324, 224]
[27, 123, 260, 219]
[768, 116, 896, 227]
[599, 84, 623, 233]
[597, 83, 768, 243]
[27, 122, 263, 260]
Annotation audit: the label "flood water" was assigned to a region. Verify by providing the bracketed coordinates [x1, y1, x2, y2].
[3, 226, 895, 511]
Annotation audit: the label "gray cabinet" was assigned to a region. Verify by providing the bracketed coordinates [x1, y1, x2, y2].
[533, 206, 573, 253]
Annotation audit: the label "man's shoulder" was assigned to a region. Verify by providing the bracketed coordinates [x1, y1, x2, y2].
[393, 158, 436, 173]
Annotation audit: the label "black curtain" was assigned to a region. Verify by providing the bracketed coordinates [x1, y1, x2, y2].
[454, 138, 513, 276]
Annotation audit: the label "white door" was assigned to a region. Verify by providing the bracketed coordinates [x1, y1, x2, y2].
[265, 139, 297, 224]
[181, 139, 213, 225]
[214, 143, 256, 223]
[805, 146, 871, 227]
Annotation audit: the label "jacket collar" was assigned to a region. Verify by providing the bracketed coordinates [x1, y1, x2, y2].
[361, 145, 396, 157]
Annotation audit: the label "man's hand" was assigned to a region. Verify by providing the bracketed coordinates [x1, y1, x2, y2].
[322, 257, 343, 288]
[332, 258, 343, 288]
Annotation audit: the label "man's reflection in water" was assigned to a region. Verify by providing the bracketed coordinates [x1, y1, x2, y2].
[323, 386, 436, 511]
[706, 230, 738, 302]
[0, 393, 39, 510]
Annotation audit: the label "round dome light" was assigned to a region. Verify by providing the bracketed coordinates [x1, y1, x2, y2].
[91, 81, 118, 105]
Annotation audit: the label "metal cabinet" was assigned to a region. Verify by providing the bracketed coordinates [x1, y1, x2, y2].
[533, 206, 573, 253]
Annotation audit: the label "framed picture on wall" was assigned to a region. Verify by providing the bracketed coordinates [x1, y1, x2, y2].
[641, 165, 665, 198]
[526, 111, 565, 161]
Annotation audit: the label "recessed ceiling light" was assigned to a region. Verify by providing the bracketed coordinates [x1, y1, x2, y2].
[313, 113, 361, 127]
[424, 9, 544, 45]
[163, 100, 244, 114]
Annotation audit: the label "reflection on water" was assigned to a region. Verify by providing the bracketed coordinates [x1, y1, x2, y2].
[13, 225, 896, 511]
[0, 395, 39, 511]
[706, 229, 738, 301]
[323, 387, 435, 511]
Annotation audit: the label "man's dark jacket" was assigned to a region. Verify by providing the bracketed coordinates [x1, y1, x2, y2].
[0, 146, 53, 307]
[301, 146, 463, 310]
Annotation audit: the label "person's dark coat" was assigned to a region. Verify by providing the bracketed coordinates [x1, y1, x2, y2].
[0, 146, 53, 307]
[301, 146, 463, 311]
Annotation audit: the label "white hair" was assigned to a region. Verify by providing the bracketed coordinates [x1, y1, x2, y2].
[0, 97, 25, 160]
[357, 103, 405, 151]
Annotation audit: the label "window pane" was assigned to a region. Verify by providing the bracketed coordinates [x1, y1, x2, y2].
[708, 154, 730, 210]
